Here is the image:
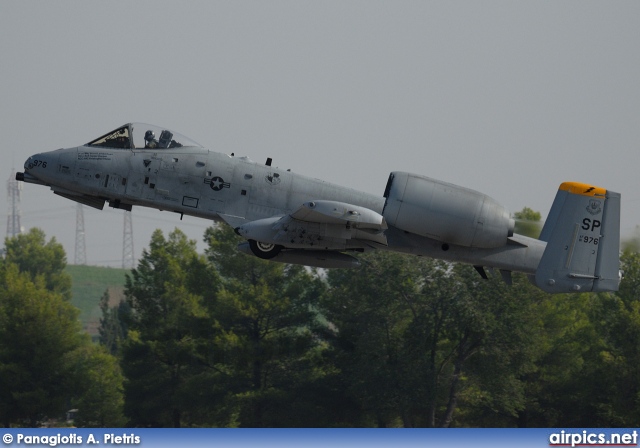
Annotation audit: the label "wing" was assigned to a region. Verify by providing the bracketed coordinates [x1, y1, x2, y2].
[52, 188, 106, 210]
[236, 200, 388, 250]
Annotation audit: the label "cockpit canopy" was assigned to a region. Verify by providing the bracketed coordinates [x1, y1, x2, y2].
[86, 123, 203, 149]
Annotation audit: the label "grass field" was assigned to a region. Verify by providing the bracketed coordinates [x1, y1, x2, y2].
[65, 264, 129, 336]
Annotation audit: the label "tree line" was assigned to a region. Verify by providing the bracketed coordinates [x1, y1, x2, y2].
[0, 229, 124, 427]
[1, 224, 640, 427]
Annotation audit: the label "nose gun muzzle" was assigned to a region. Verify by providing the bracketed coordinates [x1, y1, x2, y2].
[16, 171, 47, 186]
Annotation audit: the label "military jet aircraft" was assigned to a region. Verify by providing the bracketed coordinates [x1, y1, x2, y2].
[16, 123, 622, 293]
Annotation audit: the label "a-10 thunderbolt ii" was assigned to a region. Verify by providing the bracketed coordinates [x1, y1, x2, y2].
[16, 123, 622, 293]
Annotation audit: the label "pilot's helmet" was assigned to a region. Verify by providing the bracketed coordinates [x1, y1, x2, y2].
[144, 130, 155, 141]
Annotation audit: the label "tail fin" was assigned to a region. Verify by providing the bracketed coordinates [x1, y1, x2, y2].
[535, 182, 621, 293]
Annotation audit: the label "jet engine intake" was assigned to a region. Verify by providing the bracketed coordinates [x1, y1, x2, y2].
[383, 172, 514, 249]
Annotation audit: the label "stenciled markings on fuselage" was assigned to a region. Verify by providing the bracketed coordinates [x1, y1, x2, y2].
[78, 152, 113, 161]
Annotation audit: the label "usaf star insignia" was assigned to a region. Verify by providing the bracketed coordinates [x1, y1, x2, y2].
[204, 176, 231, 191]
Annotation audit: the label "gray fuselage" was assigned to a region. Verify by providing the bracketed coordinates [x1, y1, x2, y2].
[25, 144, 546, 275]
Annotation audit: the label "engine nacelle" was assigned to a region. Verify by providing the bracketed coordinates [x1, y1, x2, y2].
[382, 172, 514, 249]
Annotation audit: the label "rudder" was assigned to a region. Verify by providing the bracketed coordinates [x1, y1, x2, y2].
[535, 182, 621, 293]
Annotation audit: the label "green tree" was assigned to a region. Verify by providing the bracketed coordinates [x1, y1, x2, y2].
[0, 263, 82, 426]
[513, 207, 542, 239]
[321, 252, 539, 427]
[204, 225, 327, 427]
[319, 251, 419, 427]
[581, 251, 640, 426]
[512, 251, 640, 428]
[0, 229, 126, 428]
[98, 289, 130, 356]
[121, 228, 225, 427]
[3, 228, 72, 300]
[413, 265, 538, 427]
[508, 292, 593, 427]
[69, 345, 126, 427]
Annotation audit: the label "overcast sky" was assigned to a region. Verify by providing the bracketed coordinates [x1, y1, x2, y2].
[1, 1, 639, 267]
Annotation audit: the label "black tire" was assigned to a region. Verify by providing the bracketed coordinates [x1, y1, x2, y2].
[249, 239, 282, 259]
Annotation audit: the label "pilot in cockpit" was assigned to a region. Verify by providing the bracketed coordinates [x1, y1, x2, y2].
[144, 130, 158, 149]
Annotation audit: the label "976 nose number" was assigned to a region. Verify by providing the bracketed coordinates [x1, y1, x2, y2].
[27, 160, 47, 169]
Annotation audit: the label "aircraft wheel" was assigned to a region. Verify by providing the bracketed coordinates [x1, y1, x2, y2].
[249, 240, 282, 259]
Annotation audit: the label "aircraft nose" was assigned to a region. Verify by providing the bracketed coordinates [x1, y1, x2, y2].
[17, 153, 53, 186]
[24, 156, 33, 171]
[20, 152, 60, 186]
[24, 152, 55, 171]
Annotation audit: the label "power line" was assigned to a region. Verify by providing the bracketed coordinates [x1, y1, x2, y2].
[122, 211, 135, 269]
[18, 206, 75, 216]
[74, 203, 87, 265]
[6, 169, 23, 239]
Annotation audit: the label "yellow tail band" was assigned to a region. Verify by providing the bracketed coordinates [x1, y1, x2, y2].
[559, 182, 606, 197]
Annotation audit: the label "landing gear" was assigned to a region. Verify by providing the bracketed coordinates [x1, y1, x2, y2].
[249, 240, 282, 259]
